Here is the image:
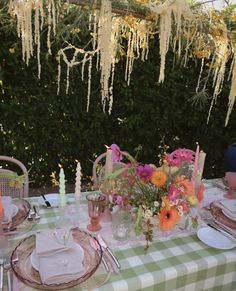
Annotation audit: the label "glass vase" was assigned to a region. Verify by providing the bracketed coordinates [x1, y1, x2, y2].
[112, 208, 132, 241]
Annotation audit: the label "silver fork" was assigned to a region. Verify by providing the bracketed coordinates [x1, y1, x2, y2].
[3, 256, 18, 291]
[0, 258, 4, 290]
[33, 205, 40, 220]
[4, 260, 11, 291]
[27, 208, 35, 220]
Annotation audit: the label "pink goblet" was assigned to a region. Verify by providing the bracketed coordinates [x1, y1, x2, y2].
[86, 193, 106, 231]
[224, 172, 236, 199]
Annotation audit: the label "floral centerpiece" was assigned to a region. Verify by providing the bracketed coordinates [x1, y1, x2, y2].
[103, 145, 205, 250]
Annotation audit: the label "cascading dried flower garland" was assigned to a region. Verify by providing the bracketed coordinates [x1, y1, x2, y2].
[6, 0, 236, 124]
[57, 2, 152, 112]
[9, 0, 61, 78]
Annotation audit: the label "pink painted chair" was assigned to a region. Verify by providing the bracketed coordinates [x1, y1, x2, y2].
[92, 151, 136, 189]
[0, 156, 29, 198]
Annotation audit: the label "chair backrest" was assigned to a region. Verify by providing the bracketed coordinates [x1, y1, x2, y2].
[0, 156, 29, 198]
[92, 151, 135, 189]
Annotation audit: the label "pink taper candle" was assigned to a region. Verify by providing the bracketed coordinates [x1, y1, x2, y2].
[192, 142, 200, 187]
[196, 151, 206, 186]
[105, 146, 113, 176]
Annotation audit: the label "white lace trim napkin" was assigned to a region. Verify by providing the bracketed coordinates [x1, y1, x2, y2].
[35, 230, 84, 285]
[219, 199, 236, 214]
[2, 196, 15, 223]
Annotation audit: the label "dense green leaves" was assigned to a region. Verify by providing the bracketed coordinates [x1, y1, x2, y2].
[0, 2, 235, 187]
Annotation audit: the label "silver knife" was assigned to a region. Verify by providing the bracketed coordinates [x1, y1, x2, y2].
[207, 223, 236, 243]
[89, 238, 110, 273]
[97, 234, 120, 269]
[0, 259, 3, 290]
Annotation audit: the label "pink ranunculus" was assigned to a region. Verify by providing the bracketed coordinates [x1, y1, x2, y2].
[165, 149, 195, 167]
[110, 144, 123, 162]
[136, 164, 154, 182]
[112, 194, 124, 208]
[178, 201, 189, 214]
[168, 185, 181, 202]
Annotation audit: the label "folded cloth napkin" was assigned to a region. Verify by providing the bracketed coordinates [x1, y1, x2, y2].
[219, 199, 236, 214]
[3, 205, 15, 224]
[36, 230, 84, 285]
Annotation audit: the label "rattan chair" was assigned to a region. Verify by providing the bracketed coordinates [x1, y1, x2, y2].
[0, 156, 29, 198]
[92, 151, 136, 189]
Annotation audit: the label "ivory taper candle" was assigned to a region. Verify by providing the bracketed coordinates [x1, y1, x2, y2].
[75, 161, 81, 199]
[59, 165, 66, 207]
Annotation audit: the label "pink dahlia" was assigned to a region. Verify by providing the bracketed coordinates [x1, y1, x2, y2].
[136, 164, 154, 182]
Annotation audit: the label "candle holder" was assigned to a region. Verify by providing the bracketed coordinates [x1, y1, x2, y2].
[86, 193, 106, 232]
[74, 196, 87, 223]
[224, 172, 236, 199]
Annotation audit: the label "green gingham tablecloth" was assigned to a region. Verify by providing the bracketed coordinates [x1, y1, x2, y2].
[6, 180, 236, 291]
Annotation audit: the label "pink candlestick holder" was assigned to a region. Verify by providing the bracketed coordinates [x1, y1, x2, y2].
[86, 193, 106, 232]
[224, 172, 236, 199]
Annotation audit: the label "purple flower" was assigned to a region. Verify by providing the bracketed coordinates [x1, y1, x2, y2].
[110, 144, 123, 162]
[136, 164, 154, 182]
[112, 194, 124, 207]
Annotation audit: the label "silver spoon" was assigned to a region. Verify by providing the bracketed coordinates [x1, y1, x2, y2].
[33, 206, 40, 220]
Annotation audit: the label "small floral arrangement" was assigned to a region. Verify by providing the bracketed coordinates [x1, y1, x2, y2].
[0, 172, 26, 189]
[105, 146, 205, 250]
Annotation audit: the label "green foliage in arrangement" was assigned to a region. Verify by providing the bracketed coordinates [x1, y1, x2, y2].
[0, 2, 235, 188]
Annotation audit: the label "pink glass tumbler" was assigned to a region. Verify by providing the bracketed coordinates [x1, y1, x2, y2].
[86, 193, 106, 231]
[224, 172, 236, 199]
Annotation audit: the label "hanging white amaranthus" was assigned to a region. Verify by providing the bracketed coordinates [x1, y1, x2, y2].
[7, 0, 236, 124]
[225, 51, 236, 126]
[97, 0, 113, 112]
[146, 0, 193, 83]
[8, 0, 61, 78]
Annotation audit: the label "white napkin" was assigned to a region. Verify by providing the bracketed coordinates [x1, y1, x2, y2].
[200, 187, 225, 208]
[35, 230, 84, 285]
[3, 205, 15, 223]
[219, 199, 236, 214]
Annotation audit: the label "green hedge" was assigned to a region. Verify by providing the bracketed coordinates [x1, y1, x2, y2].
[0, 3, 235, 187]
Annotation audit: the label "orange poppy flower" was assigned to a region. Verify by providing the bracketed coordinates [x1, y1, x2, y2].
[175, 176, 195, 197]
[150, 170, 167, 187]
[158, 206, 180, 231]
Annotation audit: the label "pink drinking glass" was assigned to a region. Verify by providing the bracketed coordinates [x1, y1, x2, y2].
[86, 193, 106, 231]
[224, 172, 236, 199]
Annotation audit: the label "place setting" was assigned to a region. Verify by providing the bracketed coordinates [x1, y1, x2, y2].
[10, 227, 112, 290]
[10, 206, 114, 290]
[197, 174, 236, 250]
[8, 164, 115, 290]
[1, 195, 39, 237]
